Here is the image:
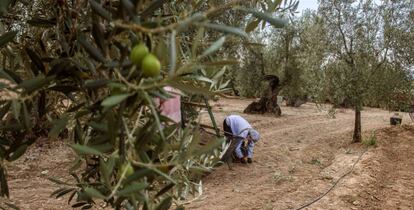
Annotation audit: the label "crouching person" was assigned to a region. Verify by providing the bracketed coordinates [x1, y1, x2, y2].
[223, 115, 260, 164]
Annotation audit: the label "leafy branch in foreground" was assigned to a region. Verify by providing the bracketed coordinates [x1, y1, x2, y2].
[0, 0, 290, 209]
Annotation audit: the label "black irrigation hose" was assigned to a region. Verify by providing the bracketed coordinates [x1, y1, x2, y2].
[293, 146, 369, 210]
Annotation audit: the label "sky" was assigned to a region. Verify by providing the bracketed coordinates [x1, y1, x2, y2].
[297, 0, 319, 13]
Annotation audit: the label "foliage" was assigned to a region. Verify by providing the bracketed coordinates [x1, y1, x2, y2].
[262, 0, 413, 110]
[258, 0, 412, 141]
[226, 1, 300, 98]
[236, 44, 266, 97]
[0, 0, 289, 209]
[315, 0, 413, 109]
[266, 21, 308, 105]
[363, 130, 377, 147]
[317, 0, 413, 142]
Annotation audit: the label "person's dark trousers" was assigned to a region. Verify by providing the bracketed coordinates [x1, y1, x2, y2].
[222, 118, 242, 161]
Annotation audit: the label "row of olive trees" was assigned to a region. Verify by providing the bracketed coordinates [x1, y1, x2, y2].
[260, 0, 412, 142]
[0, 0, 289, 209]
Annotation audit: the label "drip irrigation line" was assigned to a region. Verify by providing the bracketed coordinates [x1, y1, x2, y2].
[293, 146, 369, 210]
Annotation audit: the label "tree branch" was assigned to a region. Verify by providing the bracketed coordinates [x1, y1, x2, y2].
[114, 0, 244, 34]
[333, 0, 354, 65]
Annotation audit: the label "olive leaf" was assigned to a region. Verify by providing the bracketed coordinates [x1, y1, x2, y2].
[101, 94, 131, 107]
[26, 48, 46, 75]
[78, 35, 106, 63]
[18, 75, 54, 93]
[89, 0, 111, 21]
[0, 167, 10, 197]
[0, 31, 17, 48]
[243, 9, 288, 28]
[200, 23, 248, 38]
[245, 19, 260, 32]
[27, 18, 57, 27]
[117, 182, 148, 197]
[155, 196, 172, 210]
[123, 168, 152, 184]
[8, 144, 28, 161]
[49, 116, 69, 138]
[0, 69, 22, 84]
[70, 144, 102, 156]
[200, 36, 226, 58]
[84, 187, 106, 199]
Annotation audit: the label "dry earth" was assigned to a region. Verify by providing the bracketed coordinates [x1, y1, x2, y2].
[1, 98, 413, 210]
[190, 99, 414, 210]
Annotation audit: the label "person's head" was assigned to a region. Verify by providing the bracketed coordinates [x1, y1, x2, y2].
[248, 129, 260, 142]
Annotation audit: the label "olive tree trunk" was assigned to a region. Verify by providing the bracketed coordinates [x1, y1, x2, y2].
[352, 107, 362, 143]
[244, 75, 282, 116]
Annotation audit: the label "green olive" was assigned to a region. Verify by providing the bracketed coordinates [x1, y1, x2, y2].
[130, 43, 149, 65]
[118, 163, 134, 178]
[141, 54, 161, 78]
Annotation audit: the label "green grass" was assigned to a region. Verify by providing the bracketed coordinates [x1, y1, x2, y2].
[363, 130, 377, 146]
[310, 159, 321, 165]
[345, 148, 353, 154]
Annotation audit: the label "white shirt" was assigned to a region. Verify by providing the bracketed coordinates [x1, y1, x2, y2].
[225, 115, 252, 139]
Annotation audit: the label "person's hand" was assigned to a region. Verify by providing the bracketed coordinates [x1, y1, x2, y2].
[247, 136, 254, 143]
[249, 136, 258, 143]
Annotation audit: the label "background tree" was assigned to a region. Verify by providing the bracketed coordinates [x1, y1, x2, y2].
[266, 19, 308, 107]
[295, 11, 328, 104]
[242, 1, 301, 115]
[318, 0, 396, 142]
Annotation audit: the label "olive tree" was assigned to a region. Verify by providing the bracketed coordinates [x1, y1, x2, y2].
[266, 19, 309, 107]
[0, 0, 289, 209]
[319, 0, 394, 142]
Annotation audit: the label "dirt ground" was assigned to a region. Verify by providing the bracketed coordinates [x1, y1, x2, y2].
[191, 99, 414, 210]
[1, 98, 413, 210]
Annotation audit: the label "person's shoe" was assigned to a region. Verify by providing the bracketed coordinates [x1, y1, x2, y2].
[240, 158, 247, 164]
[232, 158, 240, 163]
[247, 158, 253, 164]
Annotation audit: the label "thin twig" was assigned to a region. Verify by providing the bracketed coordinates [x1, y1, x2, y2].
[114, 68, 139, 90]
[182, 101, 208, 108]
[215, 92, 242, 99]
[107, 162, 130, 199]
[178, 196, 207, 206]
[122, 112, 142, 147]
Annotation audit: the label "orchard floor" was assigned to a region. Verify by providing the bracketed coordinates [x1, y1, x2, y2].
[1, 98, 414, 210]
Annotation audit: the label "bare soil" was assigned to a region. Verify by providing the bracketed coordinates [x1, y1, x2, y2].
[1, 98, 413, 210]
[190, 99, 414, 210]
